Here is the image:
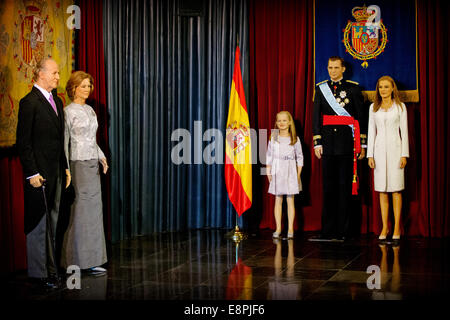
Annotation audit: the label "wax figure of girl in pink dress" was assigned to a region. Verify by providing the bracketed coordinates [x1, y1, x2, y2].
[266, 111, 304, 239]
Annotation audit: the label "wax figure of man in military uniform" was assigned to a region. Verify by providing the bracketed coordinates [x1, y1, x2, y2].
[312, 56, 367, 241]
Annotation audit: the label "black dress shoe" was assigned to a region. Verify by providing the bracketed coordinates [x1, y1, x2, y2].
[82, 267, 107, 276]
[391, 237, 401, 246]
[309, 234, 333, 242]
[37, 278, 60, 289]
[378, 237, 387, 243]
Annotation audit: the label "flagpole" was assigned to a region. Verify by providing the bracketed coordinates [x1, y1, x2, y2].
[225, 33, 249, 243]
[235, 240, 239, 264]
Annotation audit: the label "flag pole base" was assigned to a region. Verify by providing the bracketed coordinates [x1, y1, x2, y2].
[226, 225, 248, 243]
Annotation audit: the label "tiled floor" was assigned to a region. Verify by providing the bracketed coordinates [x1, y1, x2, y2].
[3, 230, 450, 300]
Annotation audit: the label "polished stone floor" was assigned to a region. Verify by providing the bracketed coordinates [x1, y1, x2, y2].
[3, 230, 450, 300]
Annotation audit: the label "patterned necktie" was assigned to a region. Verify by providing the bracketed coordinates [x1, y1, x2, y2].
[48, 94, 58, 116]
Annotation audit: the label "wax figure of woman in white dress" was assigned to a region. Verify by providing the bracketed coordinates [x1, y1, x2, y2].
[61, 71, 109, 274]
[367, 76, 409, 242]
[266, 111, 304, 239]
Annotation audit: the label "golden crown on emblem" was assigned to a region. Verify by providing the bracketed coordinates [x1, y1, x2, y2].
[23, 0, 45, 12]
[351, 5, 373, 22]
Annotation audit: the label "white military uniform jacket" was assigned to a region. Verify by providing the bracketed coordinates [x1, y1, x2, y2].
[367, 102, 409, 192]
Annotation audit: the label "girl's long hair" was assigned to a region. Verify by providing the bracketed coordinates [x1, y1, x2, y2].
[373, 75, 402, 112]
[271, 110, 297, 145]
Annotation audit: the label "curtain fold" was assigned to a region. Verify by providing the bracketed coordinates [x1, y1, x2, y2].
[76, 0, 111, 241]
[103, 0, 249, 241]
[414, 0, 450, 237]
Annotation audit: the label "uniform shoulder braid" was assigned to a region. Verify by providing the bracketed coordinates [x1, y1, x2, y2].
[316, 80, 328, 86]
[345, 80, 359, 86]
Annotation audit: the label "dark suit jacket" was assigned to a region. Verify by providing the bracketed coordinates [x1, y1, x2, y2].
[313, 79, 368, 156]
[16, 86, 67, 234]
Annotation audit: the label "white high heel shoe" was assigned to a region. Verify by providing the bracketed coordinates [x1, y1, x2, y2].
[392, 234, 401, 240]
[378, 230, 389, 241]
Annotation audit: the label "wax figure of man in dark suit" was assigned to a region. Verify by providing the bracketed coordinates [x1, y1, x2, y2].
[16, 58, 71, 288]
[312, 56, 367, 241]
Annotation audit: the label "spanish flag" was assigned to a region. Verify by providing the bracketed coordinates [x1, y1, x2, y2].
[225, 46, 252, 216]
[226, 258, 253, 300]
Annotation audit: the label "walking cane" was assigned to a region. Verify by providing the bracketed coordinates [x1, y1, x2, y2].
[41, 182, 60, 285]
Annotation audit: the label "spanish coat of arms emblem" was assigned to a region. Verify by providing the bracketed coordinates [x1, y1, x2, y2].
[13, 0, 53, 80]
[342, 5, 388, 68]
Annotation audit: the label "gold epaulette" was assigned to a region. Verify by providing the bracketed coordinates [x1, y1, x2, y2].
[346, 80, 359, 85]
[315, 80, 328, 86]
[313, 135, 322, 140]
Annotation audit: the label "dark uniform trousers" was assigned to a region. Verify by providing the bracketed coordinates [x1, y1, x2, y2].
[321, 155, 353, 238]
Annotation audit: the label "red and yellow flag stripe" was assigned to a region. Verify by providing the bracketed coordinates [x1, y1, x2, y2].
[225, 46, 252, 216]
[226, 258, 253, 300]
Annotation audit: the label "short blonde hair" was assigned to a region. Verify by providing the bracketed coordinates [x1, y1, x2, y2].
[66, 71, 95, 101]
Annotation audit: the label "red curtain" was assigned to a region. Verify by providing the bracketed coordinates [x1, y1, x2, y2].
[0, 154, 26, 275]
[414, 0, 450, 237]
[249, 0, 450, 236]
[249, 0, 318, 231]
[76, 0, 111, 241]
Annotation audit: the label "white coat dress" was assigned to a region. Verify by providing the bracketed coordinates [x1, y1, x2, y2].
[367, 102, 409, 192]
